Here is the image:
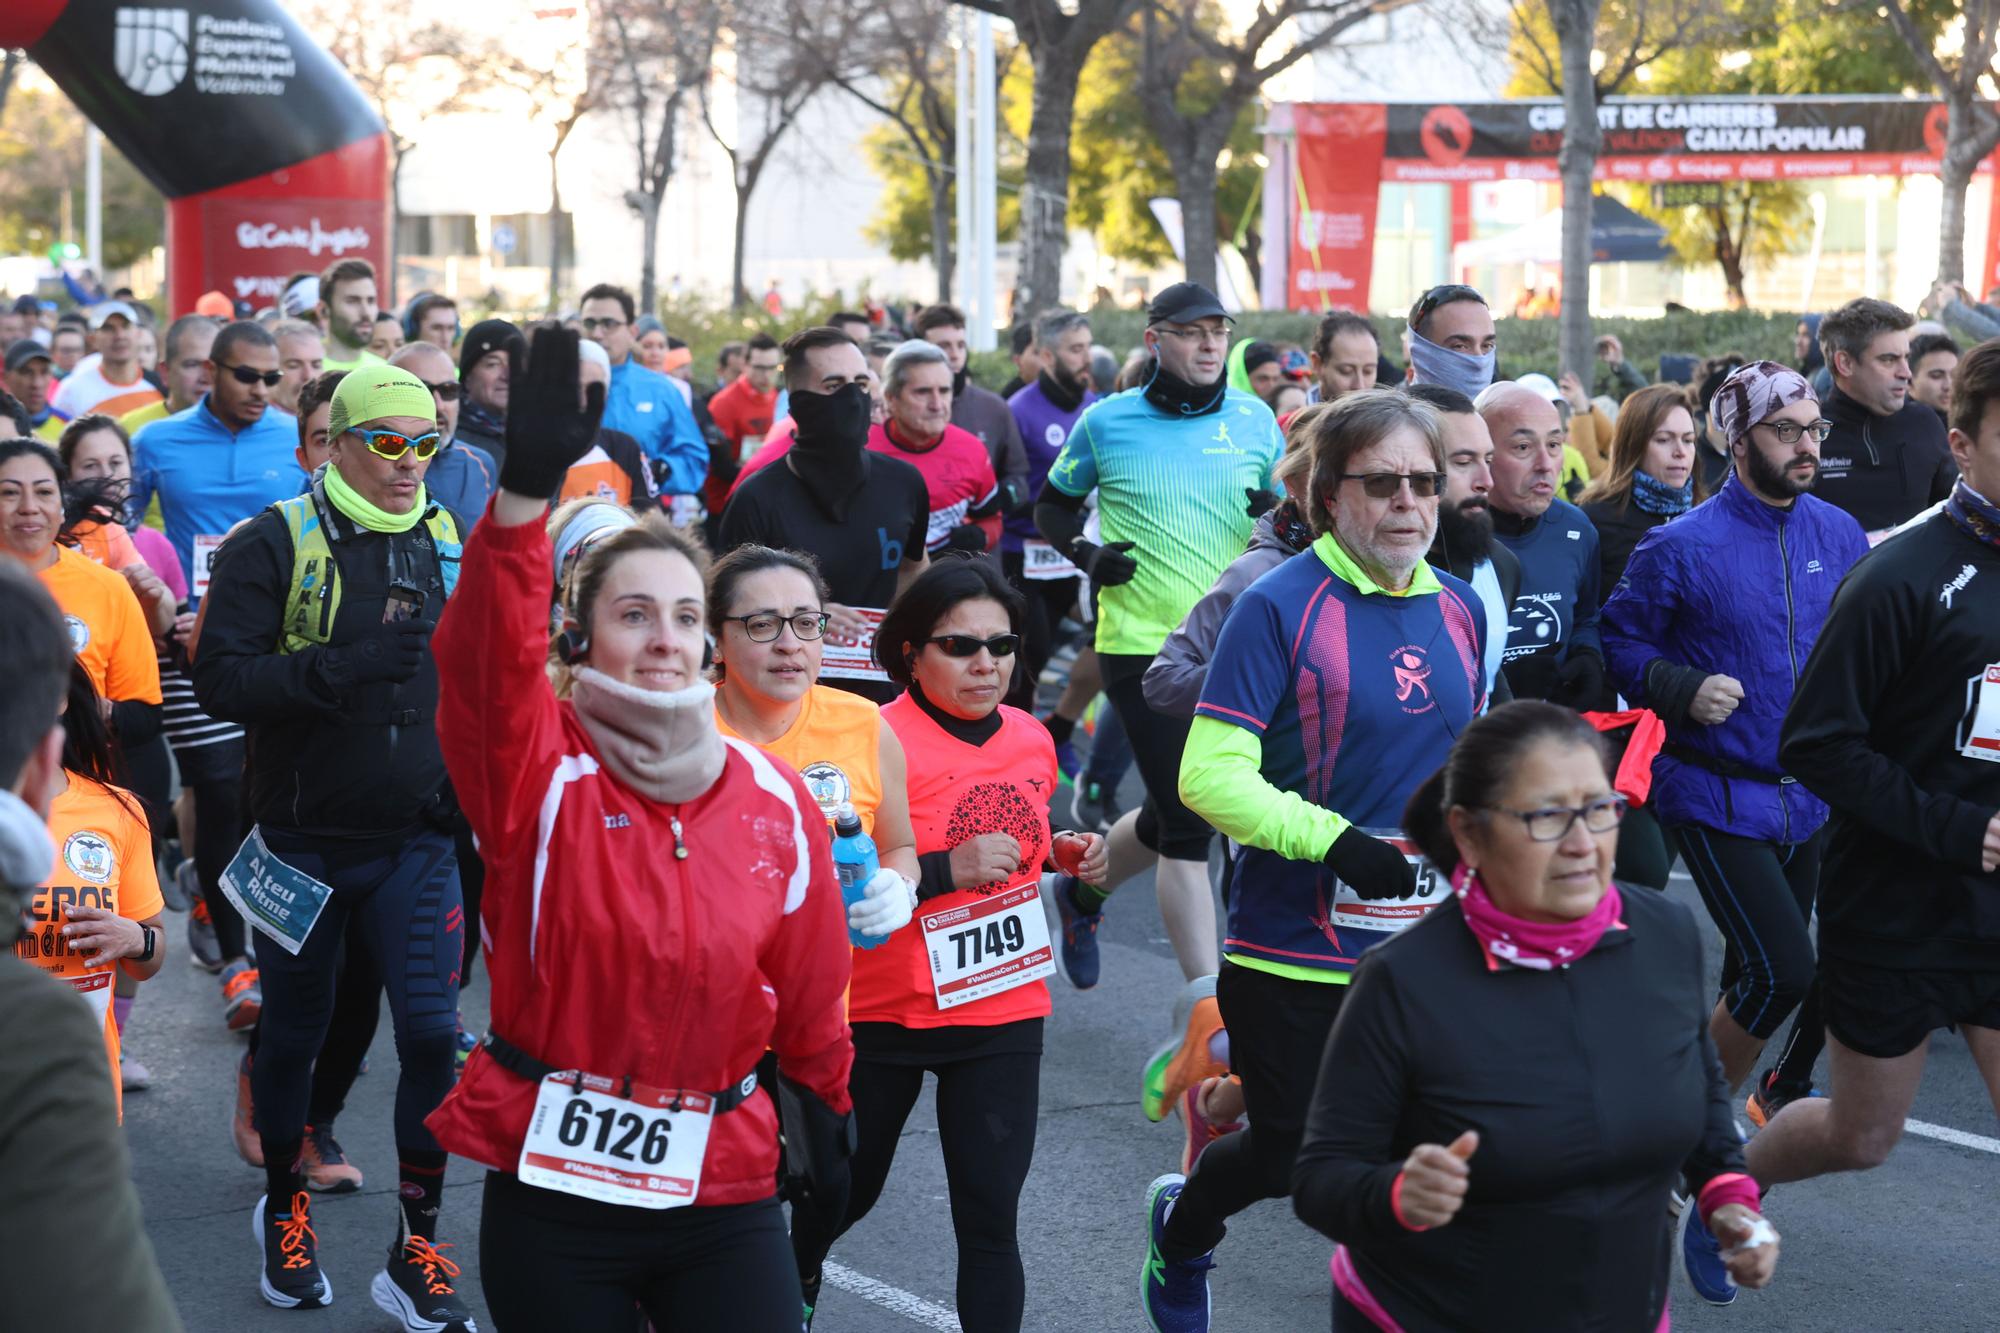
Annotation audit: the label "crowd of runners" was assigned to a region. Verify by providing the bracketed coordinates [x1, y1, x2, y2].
[0, 261, 1996, 1333]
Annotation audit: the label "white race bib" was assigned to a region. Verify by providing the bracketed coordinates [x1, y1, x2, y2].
[922, 882, 1055, 1010]
[66, 970, 114, 1028]
[818, 608, 889, 684]
[517, 1072, 716, 1210]
[1021, 539, 1079, 582]
[1328, 830, 1451, 935]
[1960, 663, 2000, 764]
[192, 533, 225, 599]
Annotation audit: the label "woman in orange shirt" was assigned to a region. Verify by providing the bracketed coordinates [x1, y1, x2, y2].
[790, 557, 1106, 1332]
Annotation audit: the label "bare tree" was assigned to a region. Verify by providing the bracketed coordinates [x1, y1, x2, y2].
[1136, 0, 1409, 293]
[484, 32, 600, 312]
[1878, 0, 2000, 286]
[591, 0, 726, 313]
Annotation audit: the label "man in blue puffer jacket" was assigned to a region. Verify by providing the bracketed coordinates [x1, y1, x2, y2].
[1603, 358, 1868, 1123]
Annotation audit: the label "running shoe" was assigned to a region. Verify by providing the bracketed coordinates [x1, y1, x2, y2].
[1072, 776, 1123, 834]
[1053, 874, 1103, 990]
[1179, 1078, 1244, 1175]
[1140, 1173, 1213, 1333]
[233, 1050, 264, 1166]
[255, 1191, 331, 1309]
[1679, 1194, 1737, 1306]
[802, 1269, 821, 1330]
[1141, 976, 1225, 1124]
[1744, 1069, 1818, 1130]
[300, 1122, 363, 1193]
[160, 858, 196, 912]
[1054, 739, 1081, 781]
[187, 898, 223, 972]
[120, 1053, 153, 1092]
[221, 959, 262, 1033]
[373, 1227, 478, 1332]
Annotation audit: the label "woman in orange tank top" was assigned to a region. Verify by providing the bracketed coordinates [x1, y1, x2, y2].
[789, 556, 1106, 1332]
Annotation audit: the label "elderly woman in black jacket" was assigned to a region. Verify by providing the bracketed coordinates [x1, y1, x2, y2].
[1292, 701, 1779, 1331]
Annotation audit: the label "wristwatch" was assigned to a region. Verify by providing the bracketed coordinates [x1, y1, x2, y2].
[136, 925, 156, 963]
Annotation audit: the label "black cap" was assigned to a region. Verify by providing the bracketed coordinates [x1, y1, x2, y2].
[11, 295, 39, 315]
[4, 338, 52, 372]
[1146, 281, 1231, 327]
[458, 318, 525, 385]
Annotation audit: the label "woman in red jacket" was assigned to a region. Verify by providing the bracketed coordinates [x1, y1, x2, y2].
[789, 555, 1107, 1332]
[427, 330, 880, 1329]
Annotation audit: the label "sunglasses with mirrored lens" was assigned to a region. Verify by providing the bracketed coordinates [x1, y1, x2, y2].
[926, 633, 1020, 658]
[349, 427, 442, 461]
[216, 362, 283, 387]
[1339, 471, 1447, 499]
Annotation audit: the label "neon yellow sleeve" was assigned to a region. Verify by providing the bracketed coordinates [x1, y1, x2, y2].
[1178, 715, 1350, 864]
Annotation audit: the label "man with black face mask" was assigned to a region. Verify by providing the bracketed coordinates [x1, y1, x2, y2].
[1410, 383, 1518, 703]
[717, 326, 930, 703]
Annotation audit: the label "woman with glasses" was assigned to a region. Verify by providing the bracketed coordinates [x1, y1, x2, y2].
[1293, 701, 1780, 1331]
[791, 556, 1107, 1333]
[1600, 362, 1867, 1301]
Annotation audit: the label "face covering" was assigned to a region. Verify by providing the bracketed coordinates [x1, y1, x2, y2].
[1406, 326, 1496, 399]
[1142, 356, 1226, 417]
[1631, 469, 1695, 517]
[324, 464, 427, 533]
[568, 668, 727, 805]
[1452, 862, 1624, 971]
[1945, 478, 2000, 549]
[786, 382, 874, 522]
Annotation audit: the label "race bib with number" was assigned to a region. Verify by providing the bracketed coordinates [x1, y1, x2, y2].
[1021, 539, 1080, 582]
[192, 533, 225, 599]
[66, 970, 114, 1028]
[922, 882, 1056, 1010]
[518, 1072, 714, 1210]
[218, 827, 332, 956]
[1960, 663, 2000, 764]
[818, 608, 889, 684]
[1327, 829, 1450, 935]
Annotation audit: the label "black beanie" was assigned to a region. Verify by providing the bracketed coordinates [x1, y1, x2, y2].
[1241, 341, 1280, 377]
[458, 318, 524, 385]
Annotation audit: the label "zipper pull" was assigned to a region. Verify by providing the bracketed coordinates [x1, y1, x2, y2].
[670, 816, 688, 860]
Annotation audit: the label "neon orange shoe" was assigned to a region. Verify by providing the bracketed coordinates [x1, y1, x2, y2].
[1140, 975, 1226, 1123]
[221, 960, 262, 1033]
[299, 1123, 363, 1193]
[232, 1051, 264, 1167]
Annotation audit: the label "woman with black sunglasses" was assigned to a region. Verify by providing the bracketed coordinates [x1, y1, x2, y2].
[789, 556, 1107, 1333]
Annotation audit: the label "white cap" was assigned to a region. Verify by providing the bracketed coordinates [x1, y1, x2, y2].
[1513, 372, 1563, 404]
[577, 339, 611, 372]
[87, 300, 139, 330]
[281, 276, 320, 318]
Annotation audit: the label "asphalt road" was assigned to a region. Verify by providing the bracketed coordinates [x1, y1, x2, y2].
[128, 796, 2000, 1332]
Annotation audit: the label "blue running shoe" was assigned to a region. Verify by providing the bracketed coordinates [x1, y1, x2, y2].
[1141, 1173, 1212, 1333]
[1054, 739, 1081, 781]
[1680, 1195, 1737, 1306]
[1053, 874, 1102, 990]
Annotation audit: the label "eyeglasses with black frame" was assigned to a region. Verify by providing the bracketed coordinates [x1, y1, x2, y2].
[1482, 795, 1629, 842]
[1338, 471, 1447, 499]
[1752, 418, 1833, 446]
[720, 612, 831, 643]
[215, 362, 283, 387]
[924, 633, 1021, 659]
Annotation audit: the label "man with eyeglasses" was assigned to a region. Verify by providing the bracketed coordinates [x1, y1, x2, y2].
[1475, 382, 1605, 709]
[316, 259, 387, 376]
[195, 363, 473, 1326]
[1599, 359, 1868, 1306]
[1147, 389, 1486, 1333]
[131, 321, 306, 599]
[120, 314, 220, 445]
[392, 340, 495, 521]
[577, 283, 706, 519]
[1814, 298, 1957, 539]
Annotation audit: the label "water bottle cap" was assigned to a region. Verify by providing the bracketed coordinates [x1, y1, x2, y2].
[833, 801, 862, 834]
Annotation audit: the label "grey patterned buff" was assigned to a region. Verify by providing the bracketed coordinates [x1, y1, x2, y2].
[1710, 360, 1815, 447]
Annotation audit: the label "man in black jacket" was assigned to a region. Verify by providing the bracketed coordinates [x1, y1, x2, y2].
[195, 365, 474, 1329]
[1813, 298, 1956, 536]
[1752, 338, 2000, 1209]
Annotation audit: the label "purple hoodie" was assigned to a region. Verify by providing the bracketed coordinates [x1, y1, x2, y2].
[1005, 374, 1098, 551]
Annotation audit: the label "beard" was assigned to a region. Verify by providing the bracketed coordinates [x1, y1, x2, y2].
[1745, 442, 1818, 499]
[1436, 495, 1494, 564]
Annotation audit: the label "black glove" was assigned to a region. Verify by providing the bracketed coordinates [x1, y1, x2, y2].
[325, 618, 434, 687]
[775, 1072, 855, 1249]
[1551, 648, 1606, 711]
[1245, 487, 1279, 519]
[943, 523, 988, 554]
[498, 325, 607, 500]
[1074, 539, 1138, 588]
[1324, 826, 1416, 901]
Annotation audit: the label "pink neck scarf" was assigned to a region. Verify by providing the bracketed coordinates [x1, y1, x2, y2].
[1453, 864, 1624, 971]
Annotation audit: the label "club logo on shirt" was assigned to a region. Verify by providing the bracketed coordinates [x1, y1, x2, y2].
[800, 762, 852, 820]
[63, 615, 91, 654]
[1502, 593, 1565, 662]
[1044, 423, 1067, 448]
[1203, 421, 1246, 456]
[63, 831, 115, 885]
[1390, 645, 1435, 715]
[1940, 563, 1977, 609]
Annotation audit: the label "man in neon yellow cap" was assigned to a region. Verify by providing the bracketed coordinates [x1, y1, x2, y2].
[192, 360, 476, 1328]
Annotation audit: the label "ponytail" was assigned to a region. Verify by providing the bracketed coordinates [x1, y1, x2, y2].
[1401, 766, 1458, 875]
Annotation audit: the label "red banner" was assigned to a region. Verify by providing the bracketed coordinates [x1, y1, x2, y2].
[1289, 103, 1387, 312]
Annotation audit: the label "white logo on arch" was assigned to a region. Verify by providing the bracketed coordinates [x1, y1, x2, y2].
[115, 8, 191, 96]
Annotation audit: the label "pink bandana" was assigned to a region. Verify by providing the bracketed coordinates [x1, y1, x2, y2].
[1453, 864, 1624, 971]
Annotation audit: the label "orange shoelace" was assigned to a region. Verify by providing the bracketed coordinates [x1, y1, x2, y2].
[403, 1236, 461, 1296]
[277, 1192, 317, 1270]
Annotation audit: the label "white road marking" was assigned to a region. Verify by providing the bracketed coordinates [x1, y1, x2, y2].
[823, 1261, 964, 1330]
[1904, 1118, 2000, 1155]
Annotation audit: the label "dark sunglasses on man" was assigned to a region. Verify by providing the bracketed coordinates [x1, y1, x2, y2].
[215, 361, 283, 388]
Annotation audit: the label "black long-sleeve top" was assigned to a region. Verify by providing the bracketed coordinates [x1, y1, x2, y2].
[1778, 511, 2000, 970]
[1292, 885, 1743, 1332]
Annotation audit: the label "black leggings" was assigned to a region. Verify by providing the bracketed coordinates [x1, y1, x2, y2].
[1672, 824, 1823, 1063]
[1162, 962, 1347, 1260]
[177, 737, 248, 960]
[1613, 805, 1672, 891]
[246, 909, 385, 1127]
[252, 828, 461, 1154]
[790, 1039, 1041, 1333]
[1098, 652, 1210, 860]
[479, 1171, 800, 1332]
[1000, 552, 1079, 712]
